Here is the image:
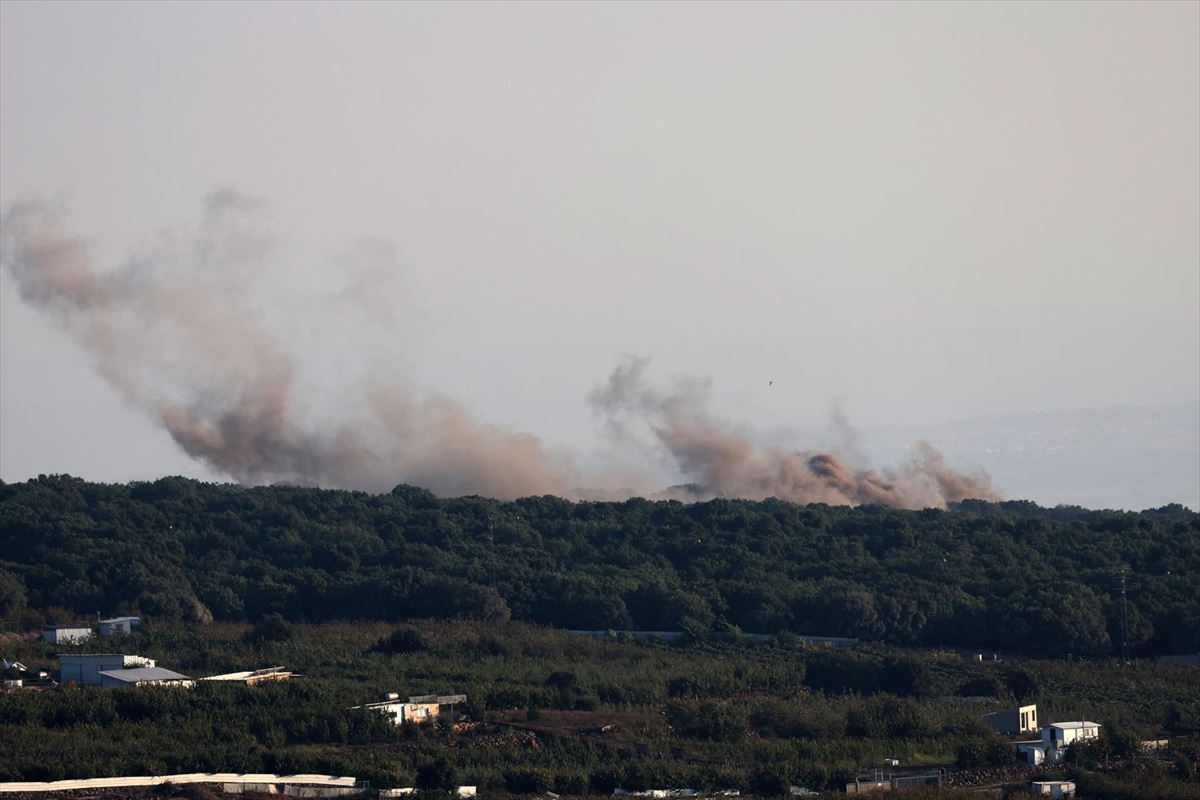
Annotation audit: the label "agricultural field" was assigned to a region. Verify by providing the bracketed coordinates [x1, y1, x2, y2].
[1, 620, 1198, 799]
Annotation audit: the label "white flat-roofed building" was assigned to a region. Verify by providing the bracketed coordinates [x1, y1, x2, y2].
[58, 654, 156, 685]
[42, 625, 93, 645]
[982, 704, 1038, 735]
[352, 698, 439, 725]
[1017, 721, 1102, 765]
[1031, 780, 1076, 798]
[351, 693, 466, 725]
[98, 667, 193, 687]
[98, 616, 141, 637]
[1046, 721, 1101, 749]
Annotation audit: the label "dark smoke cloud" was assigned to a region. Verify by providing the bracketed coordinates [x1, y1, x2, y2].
[588, 356, 999, 509]
[2, 193, 998, 508]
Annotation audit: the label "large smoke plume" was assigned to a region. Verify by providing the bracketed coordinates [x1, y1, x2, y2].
[1, 192, 997, 508]
[589, 357, 997, 508]
[0, 192, 573, 498]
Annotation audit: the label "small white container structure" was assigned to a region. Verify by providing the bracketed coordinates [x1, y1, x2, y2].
[1031, 780, 1076, 798]
[98, 616, 141, 637]
[41, 625, 93, 645]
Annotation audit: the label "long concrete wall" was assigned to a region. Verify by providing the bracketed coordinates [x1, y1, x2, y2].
[0, 773, 358, 793]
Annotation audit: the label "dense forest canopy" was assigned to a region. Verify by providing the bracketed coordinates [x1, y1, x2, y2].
[1, 475, 1197, 657]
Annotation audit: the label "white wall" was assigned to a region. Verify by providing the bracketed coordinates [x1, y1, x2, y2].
[43, 628, 93, 645]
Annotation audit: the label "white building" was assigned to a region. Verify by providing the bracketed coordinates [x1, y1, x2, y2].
[98, 616, 141, 637]
[982, 704, 1038, 735]
[1046, 721, 1101, 749]
[352, 698, 439, 725]
[98, 666, 192, 688]
[380, 788, 475, 799]
[201, 666, 293, 685]
[1031, 780, 1076, 798]
[42, 625, 93, 644]
[58, 654, 155, 685]
[1017, 721, 1102, 765]
[351, 694, 466, 725]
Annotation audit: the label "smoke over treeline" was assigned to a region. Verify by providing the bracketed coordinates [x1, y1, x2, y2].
[590, 358, 996, 508]
[1, 192, 997, 508]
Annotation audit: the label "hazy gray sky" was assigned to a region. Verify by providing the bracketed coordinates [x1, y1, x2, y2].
[1, 1, 1197, 507]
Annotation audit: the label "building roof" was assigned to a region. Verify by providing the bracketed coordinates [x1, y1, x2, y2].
[43, 625, 92, 630]
[201, 667, 291, 681]
[59, 653, 129, 659]
[1049, 721, 1101, 729]
[59, 654, 153, 663]
[98, 667, 190, 683]
[409, 694, 467, 704]
[100, 616, 140, 623]
[355, 699, 405, 710]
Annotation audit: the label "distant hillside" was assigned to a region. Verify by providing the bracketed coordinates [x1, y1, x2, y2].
[1, 475, 1197, 656]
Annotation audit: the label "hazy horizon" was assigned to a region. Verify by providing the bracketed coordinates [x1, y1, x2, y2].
[2, 2, 1197, 510]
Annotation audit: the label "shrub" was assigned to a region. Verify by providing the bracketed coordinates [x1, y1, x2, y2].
[956, 736, 1014, 768]
[247, 613, 292, 643]
[504, 768, 551, 794]
[373, 626, 430, 655]
[415, 757, 456, 792]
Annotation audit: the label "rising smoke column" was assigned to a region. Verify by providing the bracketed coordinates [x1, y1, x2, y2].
[3, 192, 998, 508]
[589, 356, 999, 509]
[0, 192, 573, 499]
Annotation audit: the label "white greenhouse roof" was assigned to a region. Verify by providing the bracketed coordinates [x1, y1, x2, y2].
[98, 667, 190, 683]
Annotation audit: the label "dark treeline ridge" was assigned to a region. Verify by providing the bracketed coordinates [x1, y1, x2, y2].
[1, 475, 1198, 656]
